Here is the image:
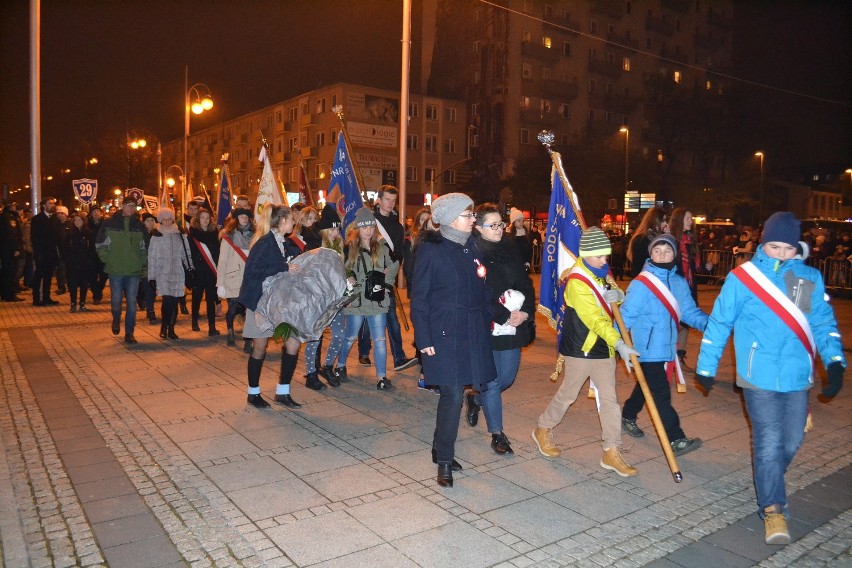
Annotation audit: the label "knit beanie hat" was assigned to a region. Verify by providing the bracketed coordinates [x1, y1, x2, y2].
[509, 207, 524, 225]
[157, 207, 176, 222]
[316, 203, 341, 231]
[578, 226, 611, 257]
[353, 207, 376, 228]
[761, 212, 800, 247]
[230, 207, 252, 220]
[648, 233, 678, 255]
[55, 205, 69, 215]
[431, 192, 474, 225]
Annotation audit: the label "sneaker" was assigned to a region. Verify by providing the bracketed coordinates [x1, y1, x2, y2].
[491, 432, 514, 455]
[376, 377, 393, 390]
[764, 506, 790, 545]
[334, 366, 350, 383]
[621, 417, 645, 438]
[393, 356, 419, 371]
[600, 447, 638, 477]
[670, 437, 702, 457]
[531, 427, 560, 458]
[417, 378, 440, 395]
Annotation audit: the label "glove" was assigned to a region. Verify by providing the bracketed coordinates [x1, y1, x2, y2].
[603, 288, 624, 304]
[820, 362, 845, 400]
[695, 373, 715, 396]
[614, 339, 639, 373]
[217, 285, 227, 298]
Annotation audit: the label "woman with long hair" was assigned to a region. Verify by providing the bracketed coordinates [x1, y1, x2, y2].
[237, 204, 304, 409]
[188, 208, 221, 336]
[217, 207, 255, 346]
[311, 204, 347, 388]
[627, 206, 668, 277]
[668, 207, 700, 368]
[147, 208, 192, 340]
[65, 212, 98, 312]
[338, 207, 397, 390]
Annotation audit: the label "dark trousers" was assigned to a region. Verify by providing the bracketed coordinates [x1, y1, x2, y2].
[0, 255, 18, 299]
[32, 256, 57, 302]
[91, 269, 108, 301]
[433, 383, 466, 463]
[67, 267, 92, 305]
[622, 361, 685, 441]
[192, 283, 218, 331]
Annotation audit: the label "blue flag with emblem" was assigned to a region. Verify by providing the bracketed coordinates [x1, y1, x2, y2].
[327, 133, 363, 229]
[538, 153, 584, 341]
[216, 159, 232, 227]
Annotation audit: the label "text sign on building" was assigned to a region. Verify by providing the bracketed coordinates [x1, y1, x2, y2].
[72, 178, 98, 204]
[355, 152, 398, 170]
[624, 191, 640, 213]
[347, 122, 398, 149]
[640, 193, 656, 209]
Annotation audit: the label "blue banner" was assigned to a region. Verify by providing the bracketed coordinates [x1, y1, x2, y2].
[327, 133, 363, 229]
[217, 165, 232, 227]
[538, 156, 583, 340]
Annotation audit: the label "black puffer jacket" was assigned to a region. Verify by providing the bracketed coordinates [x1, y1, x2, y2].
[188, 227, 220, 287]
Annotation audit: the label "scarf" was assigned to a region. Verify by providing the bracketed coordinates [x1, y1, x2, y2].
[157, 222, 180, 234]
[582, 258, 610, 279]
[440, 224, 471, 246]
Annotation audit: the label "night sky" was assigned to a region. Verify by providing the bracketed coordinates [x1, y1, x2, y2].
[1, 0, 849, 193]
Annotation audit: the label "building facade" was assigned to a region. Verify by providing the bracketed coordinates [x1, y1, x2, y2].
[161, 83, 468, 216]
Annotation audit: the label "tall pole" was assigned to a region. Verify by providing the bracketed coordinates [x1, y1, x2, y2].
[620, 127, 629, 231]
[29, 0, 41, 216]
[157, 142, 162, 202]
[183, 65, 189, 223]
[755, 151, 764, 224]
[399, 0, 411, 220]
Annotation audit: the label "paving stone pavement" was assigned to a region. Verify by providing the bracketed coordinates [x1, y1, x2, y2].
[0, 284, 849, 567]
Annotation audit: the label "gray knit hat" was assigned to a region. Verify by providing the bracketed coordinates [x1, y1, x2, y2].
[431, 192, 474, 225]
[648, 233, 678, 255]
[578, 226, 611, 257]
[353, 207, 376, 228]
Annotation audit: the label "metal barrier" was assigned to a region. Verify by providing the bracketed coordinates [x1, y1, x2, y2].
[696, 248, 852, 291]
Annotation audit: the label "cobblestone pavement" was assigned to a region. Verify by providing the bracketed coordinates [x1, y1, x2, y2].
[0, 284, 849, 567]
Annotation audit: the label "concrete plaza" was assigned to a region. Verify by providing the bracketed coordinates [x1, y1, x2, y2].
[0, 283, 849, 567]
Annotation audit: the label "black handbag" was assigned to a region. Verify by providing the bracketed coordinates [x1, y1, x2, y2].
[180, 235, 196, 289]
[359, 251, 386, 303]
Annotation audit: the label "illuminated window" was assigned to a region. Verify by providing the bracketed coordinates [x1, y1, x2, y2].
[542, 36, 552, 48]
[706, 80, 712, 90]
[673, 71, 681, 83]
[623, 57, 631, 71]
[520, 96, 530, 110]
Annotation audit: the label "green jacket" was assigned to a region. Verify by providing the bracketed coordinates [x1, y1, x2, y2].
[95, 214, 147, 276]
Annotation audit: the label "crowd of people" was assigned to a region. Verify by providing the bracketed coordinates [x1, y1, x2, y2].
[0, 191, 846, 547]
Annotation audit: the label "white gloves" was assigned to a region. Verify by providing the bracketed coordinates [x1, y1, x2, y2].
[603, 288, 624, 304]
[615, 339, 639, 373]
[217, 285, 226, 298]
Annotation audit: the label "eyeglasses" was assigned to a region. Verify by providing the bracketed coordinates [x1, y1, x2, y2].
[458, 213, 476, 219]
[480, 222, 506, 230]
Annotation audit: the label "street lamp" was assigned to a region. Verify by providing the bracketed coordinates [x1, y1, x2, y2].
[755, 151, 764, 223]
[184, 66, 213, 222]
[619, 127, 629, 231]
[164, 165, 185, 212]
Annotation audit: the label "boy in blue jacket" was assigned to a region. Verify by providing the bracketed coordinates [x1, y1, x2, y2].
[620, 234, 708, 456]
[696, 212, 845, 545]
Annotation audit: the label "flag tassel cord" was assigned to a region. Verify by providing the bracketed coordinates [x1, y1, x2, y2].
[537, 130, 682, 483]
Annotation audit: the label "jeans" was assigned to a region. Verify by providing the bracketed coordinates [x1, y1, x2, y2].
[109, 275, 140, 335]
[622, 362, 686, 441]
[743, 387, 808, 515]
[477, 348, 521, 433]
[356, 292, 407, 363]
[341, 314, 387, 379]
[433, 383, 465, 463]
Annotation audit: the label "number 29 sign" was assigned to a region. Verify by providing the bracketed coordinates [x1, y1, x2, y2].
[72, 178, 98, 204]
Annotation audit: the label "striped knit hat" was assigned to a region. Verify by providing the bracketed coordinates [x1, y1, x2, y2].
[578, 226, 611, 257]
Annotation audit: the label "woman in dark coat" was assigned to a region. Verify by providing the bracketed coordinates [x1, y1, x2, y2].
[466, 203, 536, 456]
[411, 193, 496, 488]
[65, 213, 99, 312]
[188, 208, 221, 335]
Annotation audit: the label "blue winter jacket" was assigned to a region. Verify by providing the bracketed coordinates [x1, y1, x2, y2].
[621, 260, 708, 363]
[696, 245, 845, 392]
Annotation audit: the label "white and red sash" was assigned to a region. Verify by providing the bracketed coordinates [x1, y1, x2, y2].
[635, 271, 686, 389]
[222, 235, 249, 263]
[731, 261, 815, 369]
[566, 266, 613, 321]
[193, 238, 218, 276]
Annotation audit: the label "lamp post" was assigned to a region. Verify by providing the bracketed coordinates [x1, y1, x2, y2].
[619, 127, 629, 231]
[184, 65, 213, 222]
[164, 165, 185, 215]
[127, 135, 146, 189]
[755, 151, 764, 223]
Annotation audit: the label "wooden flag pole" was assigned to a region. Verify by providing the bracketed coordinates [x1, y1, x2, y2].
[538, 130, 682, 483]
[332, 105, 367, 200]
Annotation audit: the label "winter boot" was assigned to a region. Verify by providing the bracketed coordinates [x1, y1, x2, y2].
[147, 308, 157, 324]
[335, 366, 350, 383]
[167, 306, 179, 339]
[305, 372, 327, 391]
[226, 328, 236, 346]
[318, 365, 340, 387]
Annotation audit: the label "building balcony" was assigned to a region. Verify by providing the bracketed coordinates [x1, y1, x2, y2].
[590, 0, 624, 20]
[543, 12, 579, 34]
[708, 12, 733, 29]
[645, 15, 675, 36]
[606, 31, 639, 51]
[299, 114, 315, 127]
[521, 41, 561, 63]
[661, 0, 690, 13]
[301, 146, 319, 160]
[694, 33, 721, 52]
[588, 93, 640, 114]
[284, 120, 296, 131]
[539, 79, 580, 100]
[588, 58, 623, 78]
